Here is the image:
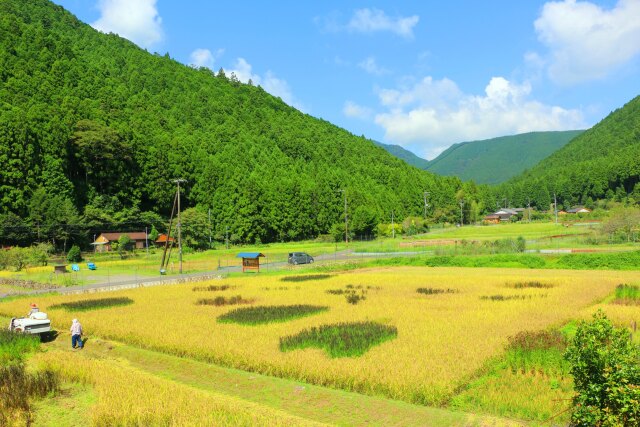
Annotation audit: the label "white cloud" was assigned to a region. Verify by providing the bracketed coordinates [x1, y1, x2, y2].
[92, 0, 163, 48]
[343, 101, 373, 120]
[189, 48, 224, 69]
[358, 57, 389, 75]
[347, 8, 419, 38]
[225, 58, 305, 111]
[535, 0, 640, 84]
[374, 76, 585, 159]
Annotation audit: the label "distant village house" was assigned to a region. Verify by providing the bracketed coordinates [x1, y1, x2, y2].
[566, 206, 591, 214]
[92, 232, 148, 252]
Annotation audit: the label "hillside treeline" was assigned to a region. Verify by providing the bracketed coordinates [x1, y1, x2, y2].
[0, 0, 498, 248]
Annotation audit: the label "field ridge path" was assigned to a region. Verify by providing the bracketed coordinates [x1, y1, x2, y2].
[44, 335, 525, 427]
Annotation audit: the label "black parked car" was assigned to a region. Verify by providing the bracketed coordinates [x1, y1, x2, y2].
[288, 252, 314, 265]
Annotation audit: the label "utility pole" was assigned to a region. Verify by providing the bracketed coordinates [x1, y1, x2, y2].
[423, 191, 430, 219]
[391, 210, 395, 239]
[145, 226, 149, 256]
[503, 197, 507, 209]
[208, 208, 212, 249]
[338, 189, 348, 246]
[527, 197, 531, 223]
[225, 225, 229, 249]
[554, 193, 558, 224]
[172, 178, 186, 274]
[459, 200, 465, 226]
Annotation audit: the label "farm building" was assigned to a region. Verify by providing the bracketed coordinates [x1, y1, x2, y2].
[155, 233, 175, 246]
[566, 206, 591, 214]
[92, 232, 148, 252]
[494, 208, 519, 221]
[237, 252, 265, 272]
[483, 214, 501, 224]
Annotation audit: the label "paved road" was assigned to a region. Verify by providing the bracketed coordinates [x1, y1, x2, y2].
[0, 249, 433, 298]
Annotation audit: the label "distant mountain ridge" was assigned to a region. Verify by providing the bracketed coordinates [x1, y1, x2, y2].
[373, 141, 430, 169]
[375, 131, 584, 184]
[424, 131, 584, 184]
[500, 95, 640, 209]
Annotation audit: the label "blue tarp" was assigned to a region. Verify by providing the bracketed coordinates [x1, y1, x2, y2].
[236, 252, 265, 259]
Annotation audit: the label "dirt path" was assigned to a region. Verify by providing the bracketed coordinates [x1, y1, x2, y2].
[44, 334, 524, 427]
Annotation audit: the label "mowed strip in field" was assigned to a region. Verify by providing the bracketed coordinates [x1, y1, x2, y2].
[2, 267, 638, 407]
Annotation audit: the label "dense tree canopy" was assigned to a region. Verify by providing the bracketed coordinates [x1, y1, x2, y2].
[0, 0, 479, 248]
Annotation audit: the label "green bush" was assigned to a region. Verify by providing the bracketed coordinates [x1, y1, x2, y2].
[66, 245, 82, 263]
[564, 311, 640, 426]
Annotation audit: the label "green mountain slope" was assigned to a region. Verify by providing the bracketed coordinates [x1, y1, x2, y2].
[0, 0, 466, 245]
[373, 141, 430, 169]
[499, 96, 640, 209]
[424, 131, 584, 184]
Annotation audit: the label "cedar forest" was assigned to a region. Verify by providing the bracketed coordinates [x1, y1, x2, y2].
[0, 0, 639, 250]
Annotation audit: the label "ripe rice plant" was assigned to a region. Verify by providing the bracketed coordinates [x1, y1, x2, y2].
[192, 284, 231, 291]
[613, 284, 640, 305]
[416, 287, 457, 295]
[217, 305, 328, 325]
[2, 267, 638, 409]
[510, 281, 554, 289]
[280, 321, 397, 357]
[280, 274, 332, 282]
[32, 350, 316, 426]
[49, 297, 133, 311]
[196, 295, 252, 306]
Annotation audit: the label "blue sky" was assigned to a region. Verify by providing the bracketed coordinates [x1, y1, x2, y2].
[53, 0, 640, 159]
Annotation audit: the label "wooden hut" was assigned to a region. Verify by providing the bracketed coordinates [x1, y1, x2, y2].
[236, 252, 265, 272]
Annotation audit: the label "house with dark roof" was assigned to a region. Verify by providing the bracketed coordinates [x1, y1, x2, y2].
[92, 232, 148, 252]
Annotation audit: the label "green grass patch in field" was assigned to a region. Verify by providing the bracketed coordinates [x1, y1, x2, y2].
[280, 321, 397, 358]
[555, 250, 640, 270]
[505, 330, 569, 376]
[217, 305, 328, 325]
[196, 295, 252, 306]
[612, 283, 640, 305]
[49, 297, 134, 312]
[280, 274, 332, 282]
[0, 329, 40, 364]
[192, 284, 232, 291]
[416, 287, 457, 295]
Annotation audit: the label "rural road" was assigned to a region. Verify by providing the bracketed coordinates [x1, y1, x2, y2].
[1, 250, 430, 298]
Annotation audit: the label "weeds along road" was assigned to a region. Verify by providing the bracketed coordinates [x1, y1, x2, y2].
[2, 250, 430, 297]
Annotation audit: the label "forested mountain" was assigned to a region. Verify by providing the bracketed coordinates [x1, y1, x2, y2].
[0, 0, 483, 247]
[373, 141, 430, 169]
[425, 131, 584, 184]
[498, 96, 640, 210]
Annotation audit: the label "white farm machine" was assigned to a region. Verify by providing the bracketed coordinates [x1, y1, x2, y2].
[8, 311, 51, 335]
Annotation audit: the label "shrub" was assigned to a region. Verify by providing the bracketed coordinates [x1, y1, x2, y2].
[217, 305, 328, 325]
[564, 311, 640, 426]
[280, 321, 397, 357]
[49, 297, 134, 311]
[66, 245, 82, 263]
